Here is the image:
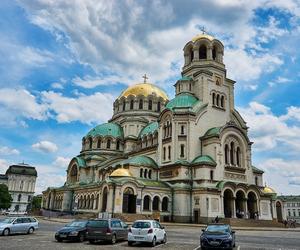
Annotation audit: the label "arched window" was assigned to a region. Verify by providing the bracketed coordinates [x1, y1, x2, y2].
[163, 147, 166, 160]
[236, 147, 241, 166]
[168, 146, 171, 160]
[180, 144, 185, 158]
[210, 170, 214, 180]
[181, 125, 185, 135]
[130, 100, 134, 110]
[97, 138, 101, 148]
[212, 46, 217, 60]
[152, 196, 160, 211]
[20, 180, 24, 191]
[178, 84, 181, 92]
[139, 99, 143, 109]
[70, 165, 78, 183]
[148, 169, 152, 179]
[157, 101, 161, 112]
[189, 83, 192, 91]
[255, 176, 258, 186]
[122, 101, 126, 111]
[230, 142, 234, 165]
[212, 93, 215, 105]
[162, 197, 168, 211]
[116, 140, 120, 150]
[18, 194, 22, 202]
[106, 139, 111, 149]
[143, 195, 150, 211]
[199, 45, 207, 59]
[144, 169, 148, 178]
[221, 95, 224, 108]
[190, 48, 194, 62]
[102, 187, 108, 212]
[216, 95, 220, 107]
[225, 144, 229, 164]
[148, 100, 152, 110]
[140, 169, 143, 178]
[89, 137, 93, 149]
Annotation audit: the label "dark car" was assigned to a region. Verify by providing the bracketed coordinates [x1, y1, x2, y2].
[200, 224, 235, 250]
[86, 218, 128, 244]
[55, 220, 88, 242]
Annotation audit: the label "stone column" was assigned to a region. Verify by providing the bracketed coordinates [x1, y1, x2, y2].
[193, 48, 199, 61]
[232, 197, 236, 218]
[207, 46, 213, 60]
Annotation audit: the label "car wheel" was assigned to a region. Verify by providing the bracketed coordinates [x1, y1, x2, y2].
[27, 227, 34, 234]
[57, 238, 63, 242]
[111, 234, 117, 244]
[151, 236, 156, 247]
[128, 241, 133, 246]
[89, 239, 95, 244]
[2, 228, 10, 236]
[162, 234, 167, 244]
[78, 233, 85, 242]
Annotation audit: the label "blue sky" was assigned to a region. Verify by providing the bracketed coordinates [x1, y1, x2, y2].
[0, 0, 300, 194]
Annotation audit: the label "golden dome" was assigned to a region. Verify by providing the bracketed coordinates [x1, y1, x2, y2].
[110, 168, 133, 177]
[118, 83, 168, 101]
[262, 186, 276, 194]
[192, 33, 215, 42]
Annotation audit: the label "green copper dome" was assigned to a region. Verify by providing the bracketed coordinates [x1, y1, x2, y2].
[139, 122, 159, 138]
[115, 155, 158, 168]
[166, 93, 199, 110]
[85, 123, 123, 138]
[192, 155, 216, 166]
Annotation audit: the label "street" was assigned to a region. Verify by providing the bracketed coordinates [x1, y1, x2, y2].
[0, 219, 300, 250]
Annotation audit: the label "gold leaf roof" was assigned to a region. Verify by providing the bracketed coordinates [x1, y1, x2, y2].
[118, 83, 168, 101]
[262, 186, 276, 194]
[110, 168, 133, 177]
[192, 33, 215, 42]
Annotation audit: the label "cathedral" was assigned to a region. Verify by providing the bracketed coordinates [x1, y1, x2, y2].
[42, 34, 285, 223]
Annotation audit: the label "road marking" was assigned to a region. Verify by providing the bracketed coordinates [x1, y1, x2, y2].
[237, 246, 240, 250]
[192, 246, 200, 250]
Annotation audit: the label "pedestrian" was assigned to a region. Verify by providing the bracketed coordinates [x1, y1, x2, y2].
[284, 220, 288, 228]
[214, 216, 219, 223]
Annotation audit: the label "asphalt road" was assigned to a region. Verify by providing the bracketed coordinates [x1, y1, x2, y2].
[0, 219, 300, 250]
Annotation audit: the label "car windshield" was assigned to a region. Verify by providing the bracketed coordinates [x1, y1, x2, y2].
[87, 220, 108, 228]
[0, 218, 15, 224]
[132, 221, 151, 229]
[205, 225, 230, 234]
[66, 221, 87, 227]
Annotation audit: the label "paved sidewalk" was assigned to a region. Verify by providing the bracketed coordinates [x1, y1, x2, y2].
[37, 216, 300, 232]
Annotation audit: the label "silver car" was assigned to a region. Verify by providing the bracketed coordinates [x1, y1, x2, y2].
[0, 217, 39, 236]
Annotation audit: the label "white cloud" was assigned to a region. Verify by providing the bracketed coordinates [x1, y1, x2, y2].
[32, 140, 58, 153]
[0, 158, 9, 174]
[72, 75, 131, 88]
[42, 90, 114, 124]
[0, 88, 48, 126]
[238, 102, 300, 152]
[51, 82, 64, 89]
[268, 76, 291, 87]
[53, 156, 71, 169]
[0, 146, 20, 156]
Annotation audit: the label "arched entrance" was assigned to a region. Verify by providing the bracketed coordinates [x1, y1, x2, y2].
[122, 187, 136, 213]
[235, 190, 246, 218]
[102, 187, 108, 212]
[247, 191, 258, 219]
[276, 201, 283, 222]
[223, 189, 234, 218]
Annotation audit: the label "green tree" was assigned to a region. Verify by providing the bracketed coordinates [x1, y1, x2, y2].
[31, 195, 42, 210]
[0, 184, 12, 210]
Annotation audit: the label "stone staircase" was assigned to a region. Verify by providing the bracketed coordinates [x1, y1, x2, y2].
[113, 213, 155, 222]
[221, 218, 284, 227]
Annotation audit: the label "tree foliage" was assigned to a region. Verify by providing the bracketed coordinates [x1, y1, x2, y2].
[31, 195, 42, 210]
[0, 184, 12, 210]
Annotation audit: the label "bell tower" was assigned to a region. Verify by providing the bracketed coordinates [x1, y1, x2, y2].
[175, 32, 235, 112]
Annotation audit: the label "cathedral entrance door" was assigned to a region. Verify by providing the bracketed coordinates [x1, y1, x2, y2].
[223, 189, 234, 218]
[247, 192, 257, 219]
[276, 201, 283, 222]
[235, 190, 246, 218]
[122, 187, 136, 214]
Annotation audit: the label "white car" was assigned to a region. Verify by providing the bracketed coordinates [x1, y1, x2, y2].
[128, 220, 167, 246]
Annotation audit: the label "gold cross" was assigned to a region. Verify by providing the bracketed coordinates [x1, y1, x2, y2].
[142, 74, 148, 83]
[200, 26, 206, 34]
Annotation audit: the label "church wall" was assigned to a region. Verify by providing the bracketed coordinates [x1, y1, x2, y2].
[259, 199, 272, 220]
[173, 191, 191, 222]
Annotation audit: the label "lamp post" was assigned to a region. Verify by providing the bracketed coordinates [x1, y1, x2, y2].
[206, 197, 209, 225]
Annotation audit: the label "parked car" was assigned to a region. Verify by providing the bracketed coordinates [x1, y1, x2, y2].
[55, 220, 88, 242]
[5, 211, 27, 216]
[0, 217, 39, 236]
[86, 218, 128, 244]
[200, 224, 236, 250]
[128, 220, 167, 247]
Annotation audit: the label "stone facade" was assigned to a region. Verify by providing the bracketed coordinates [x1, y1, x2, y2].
[42, 34, 283, 223]
[278, 196, 300, 223]
[1, 163, 37, 213]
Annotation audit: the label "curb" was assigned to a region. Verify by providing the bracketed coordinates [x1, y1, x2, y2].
[38, 217, 300, 232]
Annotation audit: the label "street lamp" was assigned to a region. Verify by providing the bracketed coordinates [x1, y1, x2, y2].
[206, 197, 209, 225]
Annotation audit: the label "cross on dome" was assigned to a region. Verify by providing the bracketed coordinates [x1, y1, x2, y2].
[200, 26, 206, 34]
[142, 74, 148, 83]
